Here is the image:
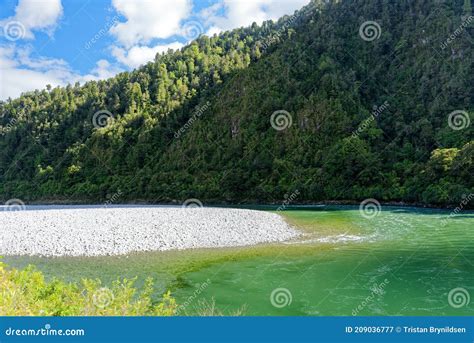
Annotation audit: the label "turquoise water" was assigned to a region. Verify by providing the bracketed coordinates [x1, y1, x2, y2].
[170, 207, 474, 315]
[3, 206, 473, 315]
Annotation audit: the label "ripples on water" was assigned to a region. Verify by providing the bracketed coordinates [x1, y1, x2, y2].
[173, 206, 474, 315]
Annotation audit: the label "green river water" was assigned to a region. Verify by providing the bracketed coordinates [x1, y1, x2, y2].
[3, 206, 473, 316]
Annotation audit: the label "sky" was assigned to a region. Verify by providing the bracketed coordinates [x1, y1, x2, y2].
[0, 0, 310, 100]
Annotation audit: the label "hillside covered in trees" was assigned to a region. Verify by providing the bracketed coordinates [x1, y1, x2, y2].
[0, 0, 473, 207]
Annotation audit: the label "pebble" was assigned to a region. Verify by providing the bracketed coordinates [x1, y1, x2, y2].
[0, 207, 300, 257]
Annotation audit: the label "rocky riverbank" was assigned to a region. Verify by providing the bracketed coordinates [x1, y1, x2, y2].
[0, 207, 300, 257]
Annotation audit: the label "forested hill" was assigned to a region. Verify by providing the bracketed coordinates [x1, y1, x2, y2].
[0, 0, 473, 207]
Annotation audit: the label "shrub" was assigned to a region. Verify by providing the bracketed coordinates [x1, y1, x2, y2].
[0, 262, 177, 316]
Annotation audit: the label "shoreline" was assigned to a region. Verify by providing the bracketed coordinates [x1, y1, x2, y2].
[1, 198, 469, 210]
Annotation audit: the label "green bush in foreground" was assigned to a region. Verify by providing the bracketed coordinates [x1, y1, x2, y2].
[0, 262, 177, 316]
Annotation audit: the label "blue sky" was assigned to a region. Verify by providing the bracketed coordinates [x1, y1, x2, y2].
[0, 0, 309, 100]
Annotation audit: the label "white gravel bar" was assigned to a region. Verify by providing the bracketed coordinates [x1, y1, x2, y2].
[0, 207, 300, 257]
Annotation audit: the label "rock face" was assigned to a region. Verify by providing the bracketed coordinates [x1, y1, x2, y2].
[0, 207, 300, 257]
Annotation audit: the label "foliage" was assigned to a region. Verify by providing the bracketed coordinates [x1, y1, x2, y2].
[0, 0, 472, 207]
[0, 262, 177, 316]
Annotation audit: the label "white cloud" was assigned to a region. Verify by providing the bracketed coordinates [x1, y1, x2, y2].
[111, 42, 183, 69]
[108, 0, 309, 69]
[80, 59, 124, 81]
[202, 0, 310, 32]
[108, 0, 190, 69]
[110, 0, 192, 47]
[0, 0, 63, 39]
[14, 46, 69, 70]
[0, 46, 122, 99]
[0, 67, 60, 99]
[0, 45, 72, 99]
[205, 26, 223, 37]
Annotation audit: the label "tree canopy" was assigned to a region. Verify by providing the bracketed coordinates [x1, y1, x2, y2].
[0, 0, 472, 207]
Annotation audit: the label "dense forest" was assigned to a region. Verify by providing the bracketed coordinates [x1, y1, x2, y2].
[0, 0, 473, 207]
